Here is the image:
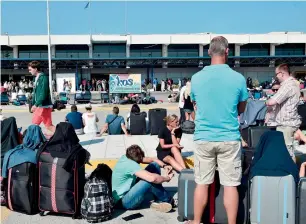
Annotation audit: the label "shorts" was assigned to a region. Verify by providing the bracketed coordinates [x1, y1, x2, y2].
[276, 126, 298, 159]
[32, 107, 53, 127]
[194, 141, 242, 187]
[184, 109, 194, 114]
[157, 150, 173, 161]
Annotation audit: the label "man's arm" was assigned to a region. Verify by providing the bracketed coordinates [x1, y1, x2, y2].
[267, 85, 291, 106]
[142, 157, 166, 167]
[35, 76, 48, 107]
[135, 170, 171, 184]
[121, 123, 129, 135]
[238, 101, 247, 115]
[99, 123, 108, 135]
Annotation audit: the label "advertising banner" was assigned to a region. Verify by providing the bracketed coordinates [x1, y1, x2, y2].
[109, 74, 141, 93]
[56, 73, 76, 93]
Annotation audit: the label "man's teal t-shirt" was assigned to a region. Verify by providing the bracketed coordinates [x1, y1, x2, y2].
[112, 155, 142, 203]
[106, 114, 125, 135]
[191, 64, 248, 142]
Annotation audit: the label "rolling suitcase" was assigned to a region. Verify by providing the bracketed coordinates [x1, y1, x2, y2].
[38, 152, 85, 219]
[130, 112, 146, 135]
[6, 162, 38, 215]
[297, 177, 306, 224]
[248, 126, 276, 148]
[249, 175, 296, 224]
[149, 108, 167, 135]
[177, 169, 248, 223]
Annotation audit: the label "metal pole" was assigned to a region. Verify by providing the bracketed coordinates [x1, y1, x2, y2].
[125, 0, 127, 34]
[47, 0, 53, 102]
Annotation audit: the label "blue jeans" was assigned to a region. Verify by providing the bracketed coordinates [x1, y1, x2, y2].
[121, 162, 172, 210]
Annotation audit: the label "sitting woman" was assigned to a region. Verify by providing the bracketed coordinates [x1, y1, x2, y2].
[156, 114, 186, 172]
[126, 103, 149, 133]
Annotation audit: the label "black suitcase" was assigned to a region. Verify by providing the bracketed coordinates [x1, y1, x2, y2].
[6, 162, 38, 215]
[177, 169, 248, 223]
[297, 177, 306, 224]
[248, 126, 276, 148]
[149, 108, 167, 135]
[38, 152, 85, 218]
[298, 104, 306, 130]
[130, 112, 146, 135]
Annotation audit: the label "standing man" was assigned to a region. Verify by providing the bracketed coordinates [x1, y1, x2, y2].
[29, 61, 55, 134]
[266, 64, 301, 161]
[153, 78, 158, 91]
[188, 36, 248, 224]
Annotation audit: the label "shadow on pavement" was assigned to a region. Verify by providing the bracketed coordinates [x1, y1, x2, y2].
[80, 138, 105, 146]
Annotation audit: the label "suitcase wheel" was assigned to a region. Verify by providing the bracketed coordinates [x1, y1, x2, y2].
[177, 216, 185, 222]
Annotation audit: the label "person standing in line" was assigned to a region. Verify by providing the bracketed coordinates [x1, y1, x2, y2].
[187, 36, 248, 224]
[183, 81, 195, 121]
[178, 83, 186, 124]
[29, 61, 55, 135]
[266, 63, 301, 161]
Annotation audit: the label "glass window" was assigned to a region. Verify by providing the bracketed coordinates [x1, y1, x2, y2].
[275, 44, 304, 56]
[93, 44, 126, 58]
[1, 51, 13, 58]
[130, 45, 162, 58]
[168, 45, 199, 58]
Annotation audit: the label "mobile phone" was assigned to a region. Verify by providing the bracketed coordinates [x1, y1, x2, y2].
[122, 213, 144, 221]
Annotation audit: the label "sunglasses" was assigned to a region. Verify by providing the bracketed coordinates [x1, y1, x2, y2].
[272, 89, 279, 92]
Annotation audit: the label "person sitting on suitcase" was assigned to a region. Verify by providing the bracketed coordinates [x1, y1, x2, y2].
[98, 106, 129, 136]
[112, 144, 174, 213]
[156, 114, 186, 172]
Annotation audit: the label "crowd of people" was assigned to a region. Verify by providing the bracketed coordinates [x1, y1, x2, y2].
[2, 35, 306, 223]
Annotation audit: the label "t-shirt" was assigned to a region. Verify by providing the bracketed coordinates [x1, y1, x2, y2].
[66, 112, 83, 130]
[112, 155, 142, 203]
[191, 64, 248, 141]
[106, 114, 125, 135]
[156, 126, 183, 151]
[82, 112, 98, 134]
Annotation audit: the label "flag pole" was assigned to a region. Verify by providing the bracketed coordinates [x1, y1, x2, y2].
[125, 0, 127, 34]
[46, 0, 53, 102]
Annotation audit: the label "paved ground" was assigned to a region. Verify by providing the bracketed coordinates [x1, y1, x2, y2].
[1, 101, 193, 224]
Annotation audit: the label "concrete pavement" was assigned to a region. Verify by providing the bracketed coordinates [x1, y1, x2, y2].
[1, 102, 192, 224]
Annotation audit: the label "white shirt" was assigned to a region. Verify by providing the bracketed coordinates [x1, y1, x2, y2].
[82, 112, 98, 134]
[178, 86, 186, 108]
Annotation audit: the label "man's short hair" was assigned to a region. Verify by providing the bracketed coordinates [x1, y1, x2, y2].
[71, 105, 77, 112]
[126, 144, 145, 163]
[276, 63, 290, 74]
[113, 106, 119, 115]
[208, 36, 229, 57]
[28, 61, 41, 71]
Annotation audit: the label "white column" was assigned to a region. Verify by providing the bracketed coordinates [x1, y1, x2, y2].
[88, 44, 93, 58]
[51, 45, 56, 58]
[12, 46, 18, 58]
[270, 44, 276, 56]
[162, 44, 168, 57]
[126, 44, 130, 58]
[162, 44, 168, 68]
[199, 44, 204, 57]
[235, 44, 241, 56]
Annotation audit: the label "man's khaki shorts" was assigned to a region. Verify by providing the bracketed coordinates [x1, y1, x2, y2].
[276, 126, 298, 159]
[194, 141, 242, 187]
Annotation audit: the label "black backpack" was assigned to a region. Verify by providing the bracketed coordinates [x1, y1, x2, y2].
[181, 121, 195, 134]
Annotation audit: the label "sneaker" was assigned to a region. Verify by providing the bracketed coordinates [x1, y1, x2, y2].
[150, 202, 172, 213]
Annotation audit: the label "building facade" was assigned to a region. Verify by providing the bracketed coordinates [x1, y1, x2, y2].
[1, 32, 306, 84]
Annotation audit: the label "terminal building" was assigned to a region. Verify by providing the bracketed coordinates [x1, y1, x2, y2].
[1, 32, 306, 86]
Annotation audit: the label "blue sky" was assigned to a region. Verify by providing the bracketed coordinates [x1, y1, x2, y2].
[1, 1, 306, 35]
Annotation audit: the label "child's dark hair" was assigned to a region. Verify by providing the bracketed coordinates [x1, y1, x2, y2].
[89, 163, 113, 192]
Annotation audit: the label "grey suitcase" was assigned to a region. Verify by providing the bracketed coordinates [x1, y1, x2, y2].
[250, 175, 296, 224]
[177, 169, 248, 223]
[297, 177, 306, 224]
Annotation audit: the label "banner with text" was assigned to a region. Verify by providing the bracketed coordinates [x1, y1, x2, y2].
[109, 74, 142, 93]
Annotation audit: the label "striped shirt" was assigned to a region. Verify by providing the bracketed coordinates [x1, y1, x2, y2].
[272, 77, 301, 128]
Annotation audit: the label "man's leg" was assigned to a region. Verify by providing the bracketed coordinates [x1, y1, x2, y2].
[42, 108, 55, 134]
[32, 107, 43, 125]
[217, 141, 242, 224]
[145, 163, 172, 203]
[192, 141, 216, 224]
[277, 126, 297, 162]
